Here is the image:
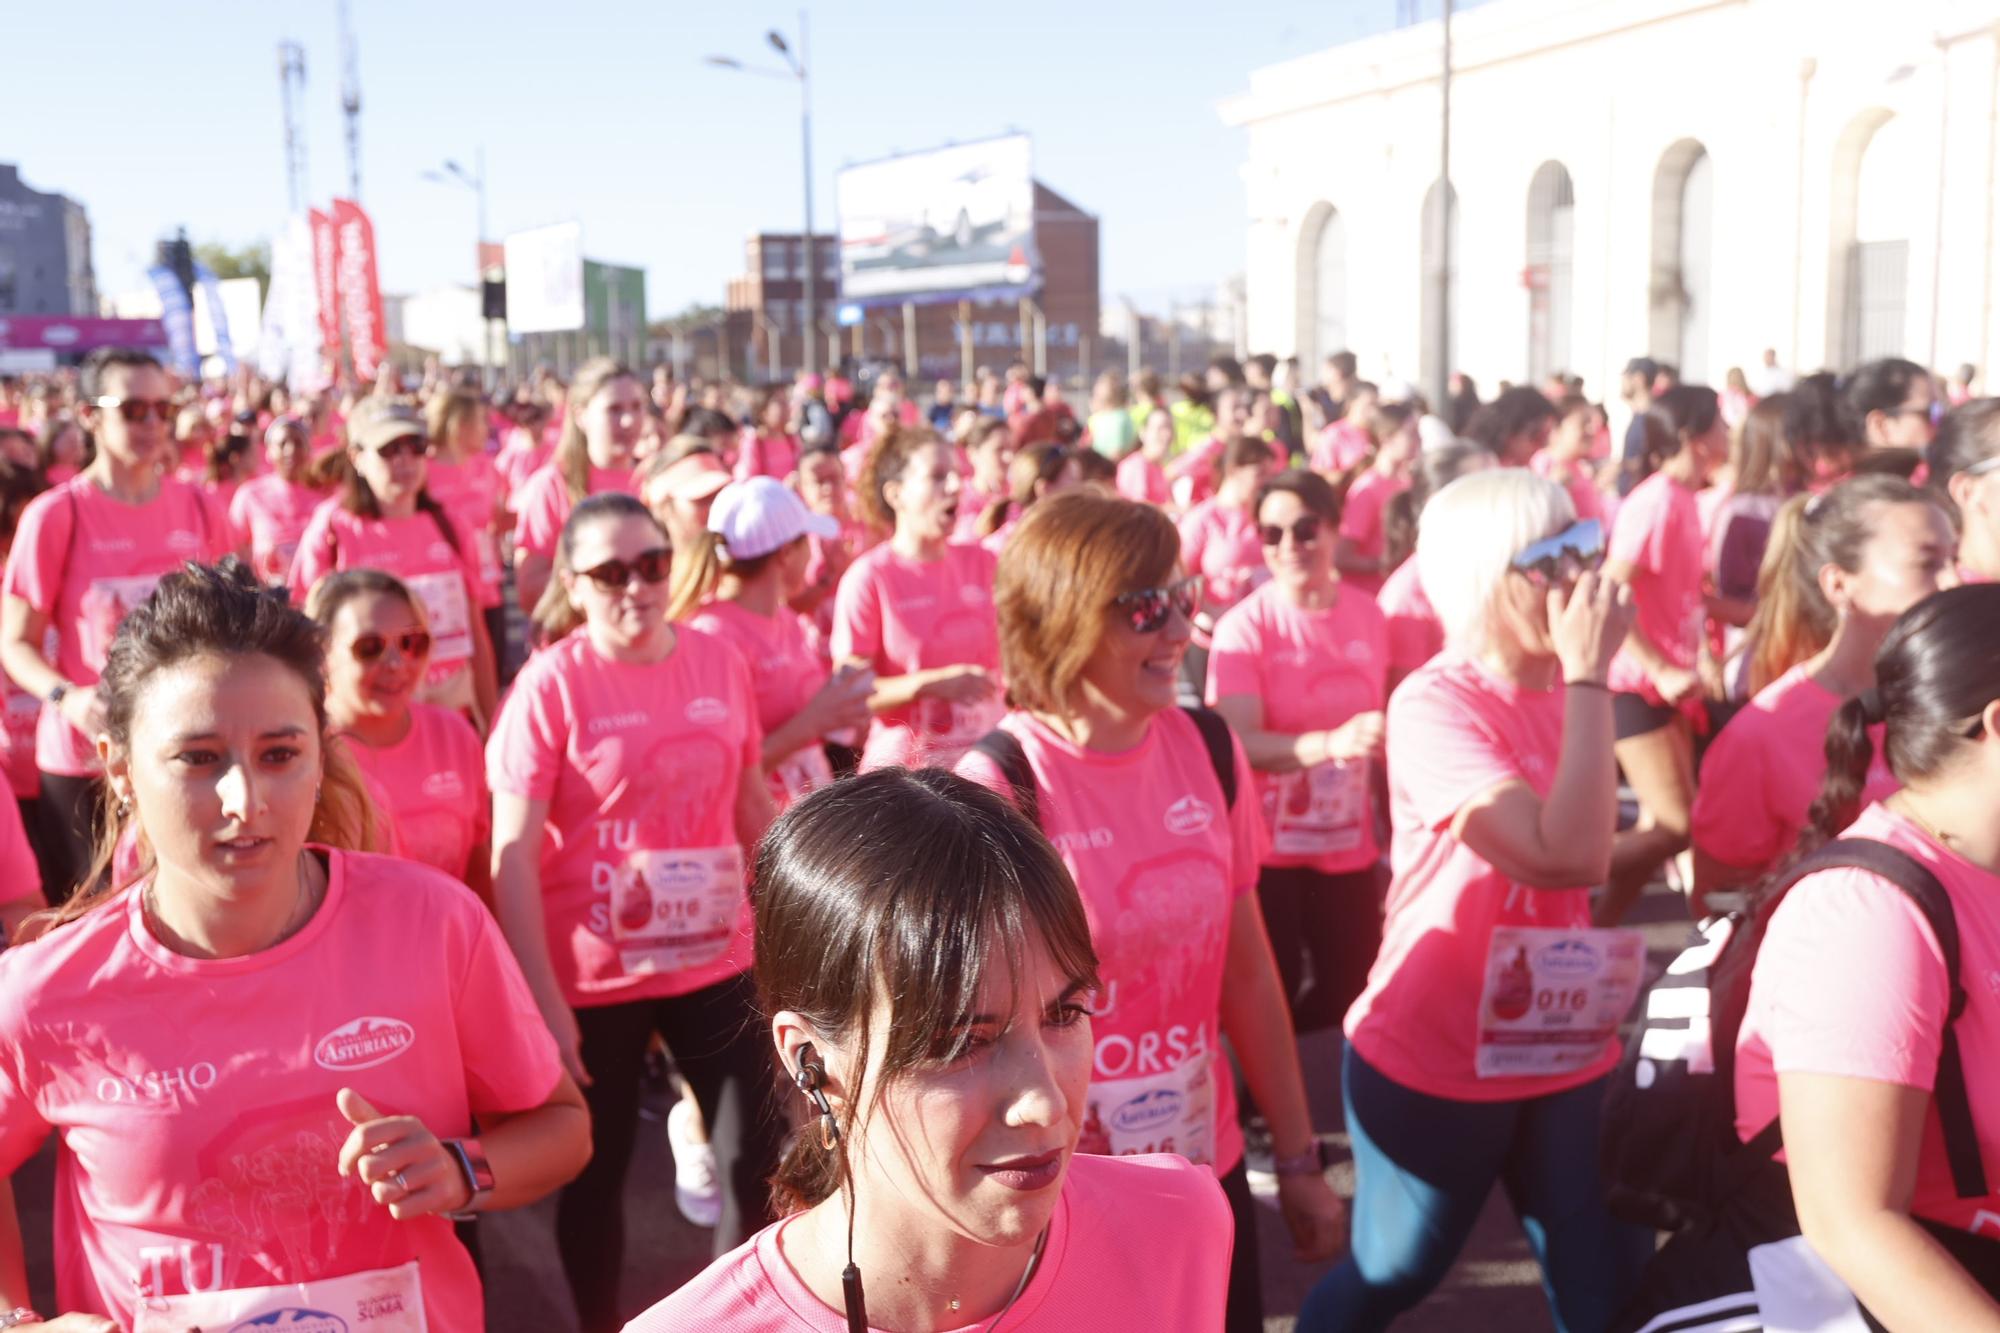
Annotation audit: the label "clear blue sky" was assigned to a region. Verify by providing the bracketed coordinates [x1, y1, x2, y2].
[3, 0, 1464, 322]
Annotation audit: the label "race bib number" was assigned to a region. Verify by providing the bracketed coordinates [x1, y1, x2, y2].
[915, 694, 1005, 766]
[607, 844, 746, 978]
[1269, 760, 1367, 857]
[1075, 1050, 1216, 1166]
[133, 1258, 425, 1332]
[403, 570, 473, 667]
[1475, 926, 1645, 1078]
[774, 744, 834, 803]
[79, 573, 164, 669]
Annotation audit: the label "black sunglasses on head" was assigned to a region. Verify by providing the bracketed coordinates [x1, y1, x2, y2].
[1510, 519, 1604, 588]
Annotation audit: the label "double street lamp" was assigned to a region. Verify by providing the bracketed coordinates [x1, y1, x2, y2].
[707, 15, 818, 376]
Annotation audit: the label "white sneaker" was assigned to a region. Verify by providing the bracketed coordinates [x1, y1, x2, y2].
[666, 1096, 722, 1228]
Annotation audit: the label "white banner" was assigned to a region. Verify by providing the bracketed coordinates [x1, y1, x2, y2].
[838, 134, 1038, 301]
[504, 221, 585, 333]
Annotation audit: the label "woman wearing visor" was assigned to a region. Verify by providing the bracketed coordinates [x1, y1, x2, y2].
[956, 490, 1345, 1333]
[1299, 470, 1651, 1333]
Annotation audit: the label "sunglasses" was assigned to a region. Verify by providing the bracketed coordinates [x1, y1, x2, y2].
[94, 396, 175, 424]
[1259, 516, 1322, 548]
[578, 548, 673, 590]
[365, 435, 427, 463]
[1113, 576, 1201, 634]
[349, 629, 431, 663]
[1510, 519, 1605, 587]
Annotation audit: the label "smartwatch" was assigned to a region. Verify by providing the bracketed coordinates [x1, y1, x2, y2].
[1273, 1140, 1332, 1178]
[44, 682, 68, 708]
[442, 1137, 495, 1220]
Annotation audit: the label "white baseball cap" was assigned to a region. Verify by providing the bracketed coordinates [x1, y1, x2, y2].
[708, 476, 841, 560]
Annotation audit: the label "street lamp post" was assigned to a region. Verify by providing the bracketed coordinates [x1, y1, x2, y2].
[423, 150, 491, 385]
[707, 12, 818, 378]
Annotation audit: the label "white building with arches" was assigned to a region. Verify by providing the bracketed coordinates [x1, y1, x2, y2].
[1222, 0, 2000, 400]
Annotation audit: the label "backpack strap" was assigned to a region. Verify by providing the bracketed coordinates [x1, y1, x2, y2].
[970, 728, 1038, 827]
[1179, 704, 1238, 810]
[1750, 837, 1985, 1199]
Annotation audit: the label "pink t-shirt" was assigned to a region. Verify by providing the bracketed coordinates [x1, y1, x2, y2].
[1178, 500, 1266, 641]
[495, 433, 553, 497]
[1338, 470, 1409, 599]
[1116, 452, 1169, 507]
[3, 475, 233, 776]
[0, 848, 560, 1331]
[738, 432, 802, 482]
[1, 671, 40, 799]
[1376, 557, 1442, 679]
[830, 542, 1001, 771]
[511, 462, 636, 563]
[0, 793, 37, 905]
[1345, 653, 1618, 1101]
[1528, 450, 1604, 525]
[486, 628, 761, 1008]
[1312, 420, 1373, 475]
[426, 454, 506, 593]
[1691, 665, 1900, 877]
[1736, 804, 2000, 1234]
[1607, 470, 1705, 704]
[287, 500, 488, 684]
[957, 710, 1266, 1174]
[1206, 581, 1387, 874]
[344, 704, 489, 883]
[954, 483, 1004, 544]
[687, 599, 832, 810]
[620, 1152, 1231, 1333]
[228, 473, 327, 585]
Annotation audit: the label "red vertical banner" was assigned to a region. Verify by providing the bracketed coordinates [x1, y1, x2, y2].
[332, 197, 386, 381]
[308, 207, 343, 364]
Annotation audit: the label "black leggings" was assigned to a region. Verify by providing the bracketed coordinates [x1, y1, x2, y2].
[1220, 1161, 1263, 1333]
[35, 772, 103, 906]
[1256, 863, 1385, 1034]
[559, 970, 783, 1332]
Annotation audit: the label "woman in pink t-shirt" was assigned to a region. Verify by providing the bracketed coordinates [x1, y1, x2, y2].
[833, 424, 1003, 770]
[1375, 441, 1496, 694]
[955, 415, 1017, 542]
[488, 493, 783, 1327]
[1304, 468, 1651, 1332]
[0, 350, 234, 905]
[0, 559, 587, 1333]
[229, 415, 328, 585]
[1631, 584, 2000, 1329]
[1596, 384, 1727, 926]
[977, 442, 1082, 552]
[287, 400, 499, 730]
[309, 569, 491, 897]
[511, 358, 643, 618]
[0, 460, 47, 822]
[1528, 394, 1606, 529]
[1926, 398, 2000, 583]
[669, 477, 874, 810]
[789, 444, 876, 653]
[1333, 402, 1418, 598]
[1693, 476, 1956, 907]
[624, 768, 1233, 1333]
[1169, 384, 1257, 510]
[1178, 436, 1279, 701]
[423, 387, 510, 662]
[955, 491, 1345, 1333]
[737, 387, 802, 482]
[1208, 470, 1388, 1037]
[1115, 405, 1174, 509]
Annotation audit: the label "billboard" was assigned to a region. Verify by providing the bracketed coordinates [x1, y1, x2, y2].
[504, 221, 586, 333]
[584, 260, 646, 353]
[837, 134, 1038, 304]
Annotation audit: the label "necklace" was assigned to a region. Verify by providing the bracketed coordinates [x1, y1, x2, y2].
[967, 1224, 1049, 1331]
[145, 851, 320, 957]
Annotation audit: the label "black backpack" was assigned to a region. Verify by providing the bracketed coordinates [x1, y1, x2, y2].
[1600, 837, 1987, 1232]
[969, 705, 1238, 826]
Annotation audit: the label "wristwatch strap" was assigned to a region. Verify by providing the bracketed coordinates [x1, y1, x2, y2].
[441, 1136, 494, 1220]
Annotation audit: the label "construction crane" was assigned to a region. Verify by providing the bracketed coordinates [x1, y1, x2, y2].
[338, 0, 362, 199]
[278, 41, 308, 214]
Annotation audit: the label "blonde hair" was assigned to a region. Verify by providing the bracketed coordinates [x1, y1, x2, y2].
[1416, 469, 1574, 653]
[425, 387, 487, 459]
[553, 357, 636, 503]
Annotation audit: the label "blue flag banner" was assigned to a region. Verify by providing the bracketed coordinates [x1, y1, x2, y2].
[146, 264, 198, 379]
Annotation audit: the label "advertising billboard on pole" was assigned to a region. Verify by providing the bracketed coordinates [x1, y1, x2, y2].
[837, 134, 1038, 304]
[504, 221, 586, 333]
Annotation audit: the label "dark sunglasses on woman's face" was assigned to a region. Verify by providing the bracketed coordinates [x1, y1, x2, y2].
[1259, 516, 1322, 548]
[366, 435, 427, 463]
[93, 396, 175, 424]
[1113, 576, 1202, 634]
[578, 548, 673, 591]
[349, 630, 431, 663]
[1510, 518, 1605, 588]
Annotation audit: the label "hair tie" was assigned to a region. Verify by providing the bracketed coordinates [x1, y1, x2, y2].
[1856, 687, 1884, 723]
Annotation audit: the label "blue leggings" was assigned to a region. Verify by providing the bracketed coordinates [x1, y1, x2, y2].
[1297, 1046, 1652, 1333]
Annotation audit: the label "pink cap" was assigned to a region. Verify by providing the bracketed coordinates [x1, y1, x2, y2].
[708, 476, 841, 559]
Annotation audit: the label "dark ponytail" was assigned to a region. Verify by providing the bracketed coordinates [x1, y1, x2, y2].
[1796, 585, 2000, 857]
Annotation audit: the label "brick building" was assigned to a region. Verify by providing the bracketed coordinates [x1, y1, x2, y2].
[724, 180, 1100, 386]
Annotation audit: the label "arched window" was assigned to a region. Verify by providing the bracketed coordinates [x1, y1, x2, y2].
[1419, 178, 1459, 395]
[1295, 202, 1347, 367]
[1648, 139, 1712, 379]
[1526, 161, 1575, 381]
[1830, 110, 1917, 365]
